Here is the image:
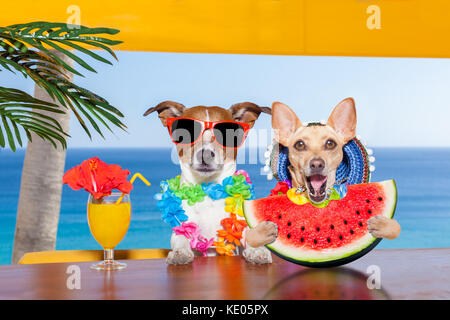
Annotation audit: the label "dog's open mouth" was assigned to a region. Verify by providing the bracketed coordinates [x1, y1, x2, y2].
[306, 174, 328, 203]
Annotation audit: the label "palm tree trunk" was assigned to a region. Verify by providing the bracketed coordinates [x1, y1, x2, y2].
[12, 51, 73, 264]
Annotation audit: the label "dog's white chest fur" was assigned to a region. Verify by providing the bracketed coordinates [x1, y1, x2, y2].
[182, 197, 229, 241]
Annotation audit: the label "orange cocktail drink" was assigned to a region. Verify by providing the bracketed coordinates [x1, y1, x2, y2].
[87, 193, 131, 270]
[87, 194, 131, 250]
[63, 156, 151, 271]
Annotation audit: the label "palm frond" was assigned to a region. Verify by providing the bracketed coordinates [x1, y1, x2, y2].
[0, 21, 126, 141]
[0, 86, 68, 151]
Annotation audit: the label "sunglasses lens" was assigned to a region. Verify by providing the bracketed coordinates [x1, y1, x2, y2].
[170, 119, 202, 144]
[213, 122, 246, 148]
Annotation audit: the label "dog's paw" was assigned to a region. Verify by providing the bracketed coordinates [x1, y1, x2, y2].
[247, 221, 278, 248]
[367, 216, 401, 240]
[258, 221, 279, 245]
[243, 246, 273, 264]
[166, 248, 195, 265]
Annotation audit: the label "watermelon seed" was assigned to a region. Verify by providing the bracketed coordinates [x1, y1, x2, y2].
[301, 237, 304, 242]
[366, 199, 370, 203]
[287, 233, 291, 239]
[327, 237, 331, 243]
[368, 209, 372, 214]
[314, 239, 317, 244]
[301, 226, 305, 231]
[316, 227, 320, 232]
[344, 220, 348, 225]
[378, 197, 383, 201]
[330, 224, 334, 230]
[350, 229, 354, 234]
[287, 221, 291, 226]
[278, 215, 282, 219]
[339, 234, 343, 240]
[358, 221, 363, 227]
[356, 210, 360, 215]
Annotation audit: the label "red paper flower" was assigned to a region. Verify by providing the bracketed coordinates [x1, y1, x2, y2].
[270, 181, 290, 196]
[63, 157, 133, 200]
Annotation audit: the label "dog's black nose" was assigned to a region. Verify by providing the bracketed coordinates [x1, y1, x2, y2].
[310, 158, 325, 171]
[197, 149, 216, 165]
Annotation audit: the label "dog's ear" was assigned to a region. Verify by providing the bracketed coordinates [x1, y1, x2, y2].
[229, 102, 271, 129]
[143, 101, 186, 127]
[272, 102, 302, 146]
[327, 98, 357, 143]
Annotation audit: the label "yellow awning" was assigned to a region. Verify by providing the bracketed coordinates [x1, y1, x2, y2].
[2, 0, 450, 57]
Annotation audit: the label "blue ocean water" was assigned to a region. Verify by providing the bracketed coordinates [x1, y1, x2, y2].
[0, 147, 449, 265]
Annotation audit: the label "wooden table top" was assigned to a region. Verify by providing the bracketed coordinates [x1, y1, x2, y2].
[0, 248, 448, 300]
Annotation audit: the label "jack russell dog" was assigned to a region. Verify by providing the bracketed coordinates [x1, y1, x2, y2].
[145, 101, 279, 264]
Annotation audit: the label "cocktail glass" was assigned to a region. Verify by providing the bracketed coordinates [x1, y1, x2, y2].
[87, 192, 131, 270]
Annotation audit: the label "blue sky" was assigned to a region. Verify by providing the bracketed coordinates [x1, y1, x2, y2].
[2, 52, 450, 148]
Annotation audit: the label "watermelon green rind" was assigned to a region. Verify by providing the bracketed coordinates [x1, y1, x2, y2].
[244, 180, 397, 268]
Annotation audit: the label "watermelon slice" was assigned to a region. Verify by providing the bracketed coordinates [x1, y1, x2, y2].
[244, 180, 397, 267]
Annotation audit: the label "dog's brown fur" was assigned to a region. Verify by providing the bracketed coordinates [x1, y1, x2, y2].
[271, 98, 400, 240]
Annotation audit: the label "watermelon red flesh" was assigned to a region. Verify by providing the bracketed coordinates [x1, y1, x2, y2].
[244, 180, 397, 267]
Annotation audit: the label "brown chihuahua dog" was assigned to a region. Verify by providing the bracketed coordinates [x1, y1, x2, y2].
[145, 101, 278, 264]
[271, 98, 400, 240]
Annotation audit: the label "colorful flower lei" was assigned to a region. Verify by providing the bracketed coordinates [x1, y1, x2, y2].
[172, 222, 214, 256]
[154, 171, 254, 256]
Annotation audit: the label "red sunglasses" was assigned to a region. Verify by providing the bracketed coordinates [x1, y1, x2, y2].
[166, 117, 250, 149]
